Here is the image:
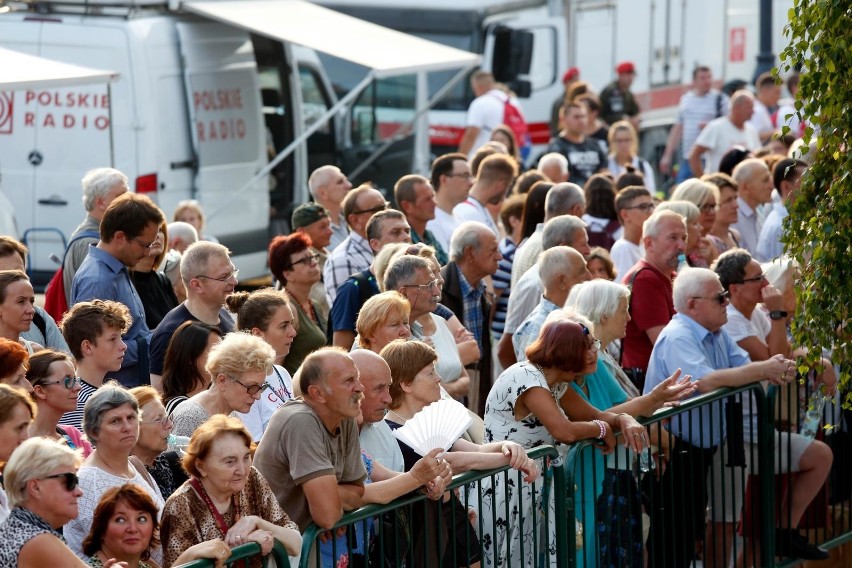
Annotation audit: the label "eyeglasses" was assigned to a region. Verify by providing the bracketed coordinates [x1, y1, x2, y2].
[402, 279, 440, 292]
[229, 376, 271, 395]
[42, 472, 79, 492]
[741, 273, 766, 284]
[289, 253, 320, 268]
[352, 202, 389, 216]
[624, 202, 655, 212]
[699, 203, 718, 213]
[196, 269, 239, 283]
[692, 290, 730, 305]
[38, 376, 81, 389]
[133, 237, 158, 250]
[141, 415, 173, 426]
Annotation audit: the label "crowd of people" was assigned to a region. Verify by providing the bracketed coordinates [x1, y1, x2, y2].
[0, 60, 837, 568]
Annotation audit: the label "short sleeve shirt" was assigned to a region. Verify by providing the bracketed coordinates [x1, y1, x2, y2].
[620, 260, 676, 370]
[149, 303, 235, 375]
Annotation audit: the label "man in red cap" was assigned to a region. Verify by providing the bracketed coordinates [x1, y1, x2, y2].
[550, 67, 581, 135]
[600, 61, 640, 128]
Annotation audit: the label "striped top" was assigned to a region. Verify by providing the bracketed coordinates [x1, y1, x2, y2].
[677, 89, 728, 159]
[58, 379, 99, 432]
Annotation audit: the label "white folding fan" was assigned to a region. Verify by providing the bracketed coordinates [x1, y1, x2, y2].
[391, 398, 473, 457]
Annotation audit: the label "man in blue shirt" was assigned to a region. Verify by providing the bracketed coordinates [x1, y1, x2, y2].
[643, 267, 792, 568]
[71, 192, 165, 387]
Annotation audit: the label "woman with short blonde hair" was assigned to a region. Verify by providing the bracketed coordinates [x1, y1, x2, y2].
[355, 291, 412, 351]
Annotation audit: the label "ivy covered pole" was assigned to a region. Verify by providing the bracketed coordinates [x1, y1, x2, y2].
[780, 1, 852, 396]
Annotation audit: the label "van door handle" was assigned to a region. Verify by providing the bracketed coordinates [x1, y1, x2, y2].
[38, 197, 68, 206]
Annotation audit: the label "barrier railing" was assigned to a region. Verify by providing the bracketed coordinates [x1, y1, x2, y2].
[175, 539, 292, 567]
[296, 444, 567, 568]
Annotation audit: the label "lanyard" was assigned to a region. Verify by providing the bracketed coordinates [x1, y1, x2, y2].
[190, 477, 240, 537]
[272, 366, 292, 400]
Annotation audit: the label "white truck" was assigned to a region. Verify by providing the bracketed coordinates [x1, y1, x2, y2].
[0, 0, 478, 283]
[317, 0, 795, 170]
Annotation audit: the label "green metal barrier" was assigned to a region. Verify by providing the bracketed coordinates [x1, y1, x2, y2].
[174, 539, 292, 567]
[297, 444, 567, 568]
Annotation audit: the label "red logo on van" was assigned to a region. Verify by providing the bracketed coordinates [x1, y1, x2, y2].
[0, 92, 13, 134]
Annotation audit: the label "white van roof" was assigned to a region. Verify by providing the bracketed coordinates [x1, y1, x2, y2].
[182, 0, 480, 77]
[0, 47, 118, 90]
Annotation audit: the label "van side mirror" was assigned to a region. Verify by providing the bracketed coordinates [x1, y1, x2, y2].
[491, 26, 533, 85]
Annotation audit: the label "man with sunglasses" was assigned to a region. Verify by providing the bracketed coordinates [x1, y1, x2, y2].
[72, 193, 164, 387]
[642, 267, 795, 568]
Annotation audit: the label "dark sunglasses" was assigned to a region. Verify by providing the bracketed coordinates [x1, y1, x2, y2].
[38, 376, 82, 389]
[692, 290, 730, 305]
[43, 472, 79, 491]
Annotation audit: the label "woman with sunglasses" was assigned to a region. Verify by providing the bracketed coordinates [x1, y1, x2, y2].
[63, 384, 167, 563]
[226, 289, 297, 441]
[0, 437, 128, 567]
[0, 383, 35, 522]
[268, 233, 327, 375]
[26, 349, 93, 457]
[170, 332, 275, 438]
[130, 387, 188, 499]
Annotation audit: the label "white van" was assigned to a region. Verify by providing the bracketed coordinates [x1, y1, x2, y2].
[0, 0, 479, 283]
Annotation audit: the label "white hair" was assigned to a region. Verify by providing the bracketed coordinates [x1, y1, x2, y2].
[308, 165, 342, 199]
[81, 167, 128, 211]
[732, 158, 769, 186]
[762, 256, 796, 292]
[542, 214, 587, 250]
[642, 209, 686, 240]
[538, 152, 568, 174]
[673, 267, 719, 312]
[655, 200, 700, 223]
[449, 221, 491, 261]
[167, 221, 199, 245]
[566, 279, 630, 326]
[539, 246, 581, 288]
[545, 182, 585, 218]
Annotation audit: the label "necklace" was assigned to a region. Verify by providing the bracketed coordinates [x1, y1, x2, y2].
[575, 376, 587, 389]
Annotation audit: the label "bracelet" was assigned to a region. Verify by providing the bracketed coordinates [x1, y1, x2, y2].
[591, 419, 608, 440]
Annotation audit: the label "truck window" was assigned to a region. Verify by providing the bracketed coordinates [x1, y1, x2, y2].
[527, 26, 557, 91]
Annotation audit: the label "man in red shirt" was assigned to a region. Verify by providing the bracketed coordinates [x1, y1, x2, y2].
[620, 209, 687, 389]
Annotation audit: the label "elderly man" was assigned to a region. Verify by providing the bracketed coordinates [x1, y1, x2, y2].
[148, 241, 237, 387]
[165, 221, 198, 254]
[689, 90, 761, 177]
[453, 154, 518, 235]
[513, 246, 590, 360]
[537, 152, 570, 183]
[642, 267, 795, 568]
[62, 167, 129, 305]
[427, 152, 472, 253]
[619, 210, 687, 388]
[499, 214, 591, 368]
[254, 347, 366, 540]
[394, 175, 448, 265]
[756, 158, 806, 261]
[329, 209, 412, 349]
[71, 193, 164, 387]
[291, 202, 334, 322]
[730, 158, 774, 256]
[308, 165, 353, 251]
[324, 185, 392, 305]
[442, 221, 502, 414]
[384, 255, 440, 334]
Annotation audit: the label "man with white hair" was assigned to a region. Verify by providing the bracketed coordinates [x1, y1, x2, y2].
[513, 246, 589, 360]
[441, 221, 502, 414]
[688, 90, 761, 176]
[166, 221, 198, 253]
[63, 167, 129, 304]
[619, 210, 687, 388]
[642, 267, 797, 567]
[499, 214, 591, 368]
[309, 165, 353, 251]
[730, 158, 774, 255]
[537, 152, 570, 183]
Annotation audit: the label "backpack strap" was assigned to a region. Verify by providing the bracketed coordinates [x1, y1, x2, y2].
[715, 92, 723, 118]
[62, 229, 101, 265]
[32, 311, 47, 339]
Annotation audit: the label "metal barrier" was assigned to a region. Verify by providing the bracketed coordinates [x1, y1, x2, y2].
[296, 444, 567, 568]
[175, 539, 292, 567]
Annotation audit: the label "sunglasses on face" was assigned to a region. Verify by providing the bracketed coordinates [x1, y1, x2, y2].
[39, 376, 82, 389]
[692, 290, 730, 305]
[43, 472, 79, 491]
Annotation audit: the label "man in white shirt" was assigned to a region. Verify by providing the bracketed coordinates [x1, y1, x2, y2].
[756, 158, 806, 261]
[747, 72, 782, 145]
[309, 165, 353, 251]
[458, 70, 508, 158]
[730, 159, 773, 256]
[610, 186, 654, 279]
[689, 90, 761, 176]
[453, 153, 518, 235]
[427, 152, 473, 253]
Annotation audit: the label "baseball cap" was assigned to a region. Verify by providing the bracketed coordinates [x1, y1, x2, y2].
[562, 67, 580, 83]
[291, 202, 329, 229]
[616, 61, 636, 75]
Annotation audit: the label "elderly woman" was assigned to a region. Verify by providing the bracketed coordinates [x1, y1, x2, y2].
[130, 387, 187, 499]
[268, 234, 327, 373]
[0, 270, 43, 354]
[481, 312, 658, 568]
[161, 321, 221, 415]
[703, 172, 741, 253]
[0, 437, 127, 566]
[27, 349, 93, 456]
[63, 383, 167, 561]
[226, 289, 297, 440]
[671, 178, 722, 263]
[607, 121, 656, 193]
[0, 337, 33, 392]
[131, 221, 178, 329]
[655, 200, 710, 267]
[565, 282, 695, 567]
[0, 384, 35, 522]
[160, 415, 301, 567]
[170, 332, 275, 437]
[356, 291, 412, 352]
[382, 339, 538, 568]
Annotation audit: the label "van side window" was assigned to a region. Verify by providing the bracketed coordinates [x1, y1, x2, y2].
[298, 66, 332, 134]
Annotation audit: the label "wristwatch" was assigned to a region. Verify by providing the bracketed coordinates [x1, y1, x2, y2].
[769, 310, 788, 320]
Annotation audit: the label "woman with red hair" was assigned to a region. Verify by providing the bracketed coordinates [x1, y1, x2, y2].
[0, 338, 31, 392]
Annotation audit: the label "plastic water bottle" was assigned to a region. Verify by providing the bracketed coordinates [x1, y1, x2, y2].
[676, 253, 689, 274]
[168, 434, 191, 452]
[800, 391, 829, 440]
[638, 446, 655, 473]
